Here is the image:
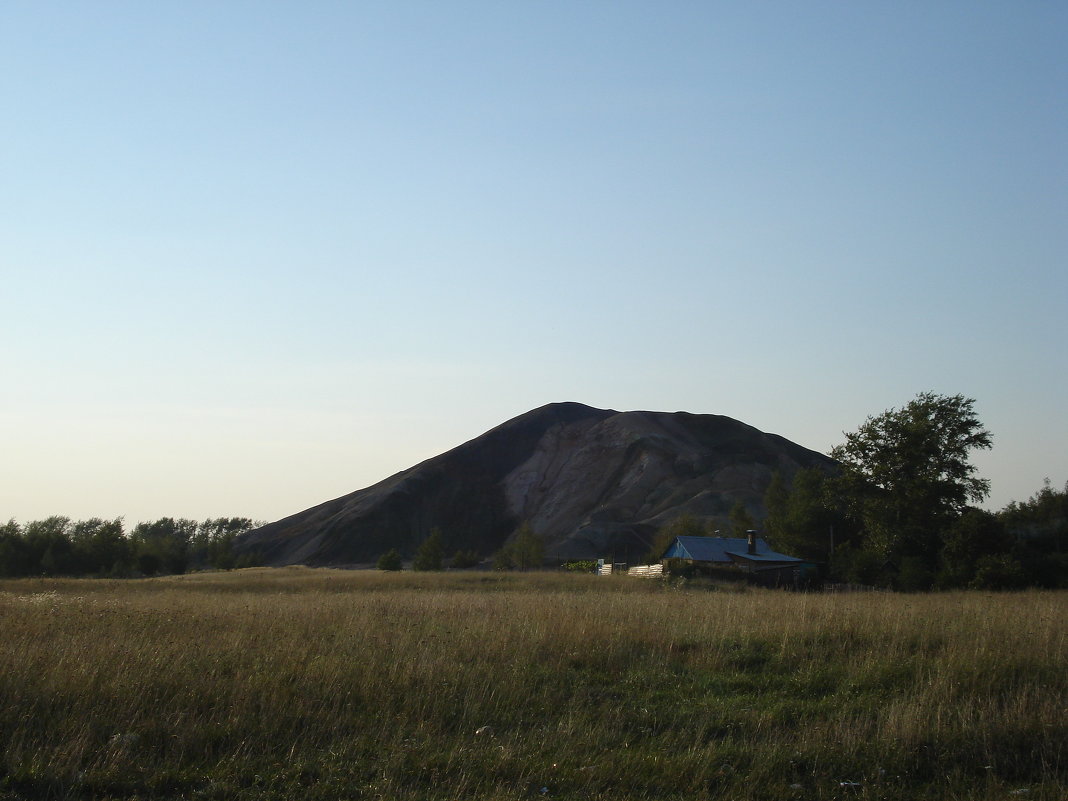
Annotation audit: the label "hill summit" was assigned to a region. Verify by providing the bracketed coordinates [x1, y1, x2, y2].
[236, 402, 835, 565]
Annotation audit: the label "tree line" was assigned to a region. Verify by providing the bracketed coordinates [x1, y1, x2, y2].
[0, 516, 263, 578]
[760, 392, 1067, 590]
[376, 522, 546, 572]
[8, 393, 1063, 590]
[641, 393, 1066, 590]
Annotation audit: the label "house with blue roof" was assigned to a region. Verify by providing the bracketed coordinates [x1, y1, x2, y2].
[661, 532, 813, 586]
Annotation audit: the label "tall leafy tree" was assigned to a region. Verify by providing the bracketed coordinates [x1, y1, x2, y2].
[830, 392, 992, 563]
[764, 468, 840, 561]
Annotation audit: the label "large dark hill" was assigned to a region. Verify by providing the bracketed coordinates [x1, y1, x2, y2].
[236, 402, 835, 565]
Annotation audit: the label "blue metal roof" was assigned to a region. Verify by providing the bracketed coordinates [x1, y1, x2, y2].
[662, 535, 802, 564]
[725, 551, 804, 563]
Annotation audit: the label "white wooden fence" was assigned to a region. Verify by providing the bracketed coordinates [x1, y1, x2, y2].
[627, 564, 664, 578]
[596, 563, 664, 577]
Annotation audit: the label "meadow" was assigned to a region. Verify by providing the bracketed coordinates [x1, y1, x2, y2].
[0, 569, 1064, 800]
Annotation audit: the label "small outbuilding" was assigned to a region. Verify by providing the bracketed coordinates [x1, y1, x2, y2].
[661, 532, 811, 586]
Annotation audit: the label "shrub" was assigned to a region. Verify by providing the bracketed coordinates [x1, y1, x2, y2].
[970, 554, 1027, 590]
[896, 555, 935, 591]
[377, 549, 403, 571]
[492, 548, 515, 571]
[562, 560, 597, 573]
[830, 542, 886, 585]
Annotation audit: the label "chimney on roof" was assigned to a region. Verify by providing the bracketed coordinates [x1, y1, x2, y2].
[746, 530, 757, 555]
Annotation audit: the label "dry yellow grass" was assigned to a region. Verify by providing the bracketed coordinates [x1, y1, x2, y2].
[1, 569, 1064, 799]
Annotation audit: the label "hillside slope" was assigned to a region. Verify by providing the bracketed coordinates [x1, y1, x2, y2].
[236, 402, 835, 565]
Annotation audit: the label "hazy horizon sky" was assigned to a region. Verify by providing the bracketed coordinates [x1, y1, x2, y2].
[3, 2, 1066, 525]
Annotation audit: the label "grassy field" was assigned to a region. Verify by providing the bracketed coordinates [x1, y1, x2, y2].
[0, 569, 1064, 800]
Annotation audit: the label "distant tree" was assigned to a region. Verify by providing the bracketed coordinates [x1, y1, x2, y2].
[728, 501, 755, 539]
[764, 468, 842, 561]
[0, 519, 30, 577]
[895, 555, 935, 592]
[132, 517, 195, 574]
[643, 514, 705, 563]
[412, 528, 445, 571]
[494, 522, 545, 571]
[510, 522, 545, 570]
[997, 478, 1068, 587]
[999, 478, 1067, 549]
[233, 549, 264, 570]
[829, 542, 886, 586]
[23, 517, 74, 575]
[937, 508, 1011, 588]
[970, 554, 1028, 590]
[492, 547, 515, 571]
[377, 548, 403, 571]
[830, 392, 992, 564]
[449, 549, 481, 569]
[71, 517, 129, 576]
[763, 472, 790, 539]
[93, 517, 131, 576]
[0, 514, 262, 578]
[195, 518, 257, 570]
[137, 550, 164, 577]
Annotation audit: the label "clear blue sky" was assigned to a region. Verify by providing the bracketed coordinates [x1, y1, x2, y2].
[2, 2, 1065, 524]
